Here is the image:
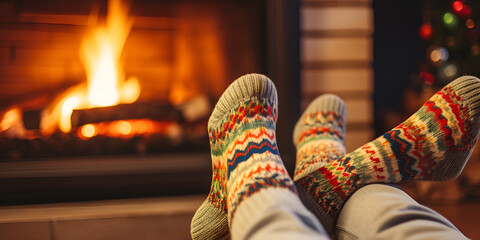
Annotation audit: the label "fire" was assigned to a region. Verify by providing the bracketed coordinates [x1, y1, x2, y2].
[80, 0, 135, 108]
[86, 46, 119, 106]
[0, 108, 27, 138]
[41, 0, 141, 134]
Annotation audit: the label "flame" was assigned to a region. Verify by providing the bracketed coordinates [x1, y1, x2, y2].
[80, 0, 137, 107]
[0, 107, 31, 138]
[0, 108, 22, 132]
[60, 96, 80, 133]
[86, 45, 119, 106]
[41, 0, 141, 134]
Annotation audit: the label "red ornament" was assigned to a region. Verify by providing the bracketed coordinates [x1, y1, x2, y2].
[453, 1, 472, 18]
[460, 5, 472, 18]
[419, 72, 435, 85]
[468, 29, 480, 40]
[453, 1, 464, 13]
[424, 73, 435, 85]
[419, 22, 433, 40]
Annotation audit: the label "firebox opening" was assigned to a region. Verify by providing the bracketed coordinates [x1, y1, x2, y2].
[0, 0, 266, 159]
[0, 0, 299, 205]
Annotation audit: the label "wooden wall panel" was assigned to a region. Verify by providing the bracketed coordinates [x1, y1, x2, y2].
[302, 37, 372, 62]
[301, 0, 374, 151]
[302, 68, 373, 94]
[302, 7, 373, 32]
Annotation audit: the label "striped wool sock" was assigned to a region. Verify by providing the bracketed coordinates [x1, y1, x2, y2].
[295, 75, 480, 234]
[191, 73, 298, 239]
[293, 94, 347, 181]
[207, 73, 298, 228]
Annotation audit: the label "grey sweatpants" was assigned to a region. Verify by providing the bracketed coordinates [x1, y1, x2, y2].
[336, 184, 468, 240]
[231, 184, 467, 240]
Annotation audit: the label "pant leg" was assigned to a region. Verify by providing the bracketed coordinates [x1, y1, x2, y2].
[231, 188, 330, 240]
[335, 184, 468, 240]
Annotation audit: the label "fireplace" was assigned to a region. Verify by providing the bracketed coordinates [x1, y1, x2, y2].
[0, 0, 300, 205]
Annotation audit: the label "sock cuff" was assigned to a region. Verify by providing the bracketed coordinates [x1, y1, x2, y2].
[305, 94, 346, 116]
[447, 75, 480, 118]
[208, 73, 277, 130]
[293, 94, 347, 147]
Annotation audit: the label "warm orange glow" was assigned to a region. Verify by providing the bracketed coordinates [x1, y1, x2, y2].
[116, 120, 132, 135]
[132, 120, 148, 134]
[121, 77, 141, 104]
[76, 119, 174, 138]
[81, 124, 97, 138]
[60, 96, 80, 133]
[0, 108, 22, 131]
[0, 107, 29, 138]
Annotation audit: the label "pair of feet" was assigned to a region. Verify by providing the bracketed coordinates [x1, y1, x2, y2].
[191, 74, 480, 239]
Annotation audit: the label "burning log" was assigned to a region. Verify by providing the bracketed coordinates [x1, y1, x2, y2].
[70, 102, 183, 128]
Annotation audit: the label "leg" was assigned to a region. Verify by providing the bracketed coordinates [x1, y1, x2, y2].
[232, 187, 329, 240]
[336, 184, 468, 240]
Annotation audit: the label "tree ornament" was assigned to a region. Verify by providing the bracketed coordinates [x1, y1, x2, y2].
[453, 1, 464, 13]
[419, 22, 433, 40]
[466, 19, 475, 28]
[443, 12, 459, 29]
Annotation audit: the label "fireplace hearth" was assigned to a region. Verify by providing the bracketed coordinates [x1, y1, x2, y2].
[0, 0, 300, 205]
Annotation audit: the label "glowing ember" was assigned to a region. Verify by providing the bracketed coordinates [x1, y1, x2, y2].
[77, 119, 180, 139]
[81, 124, 97, 138]
[116, 120, 132, 135]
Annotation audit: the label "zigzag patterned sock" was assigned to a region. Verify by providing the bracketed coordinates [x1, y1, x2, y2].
[295, 75, 480, 234]
[207, 73, 298, 227]
[293, 94, 347, 181]
[191, 73, 298, 239]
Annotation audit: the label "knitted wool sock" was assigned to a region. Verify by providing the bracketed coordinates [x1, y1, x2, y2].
[293, 94, 347, 181]
[207, 73, 298, 228]
[191, 73, 298, 239]
[295, 75, 480, 234]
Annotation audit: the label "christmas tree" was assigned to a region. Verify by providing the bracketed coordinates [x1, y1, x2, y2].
[414, 0, 480, 92]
